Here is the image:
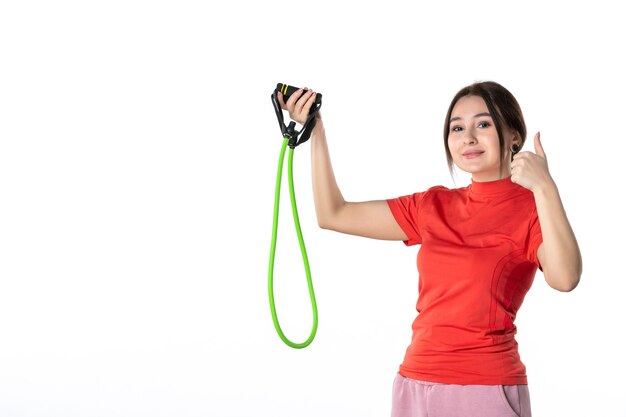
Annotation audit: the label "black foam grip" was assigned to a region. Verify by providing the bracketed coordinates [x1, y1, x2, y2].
[276, 83, 322, 110]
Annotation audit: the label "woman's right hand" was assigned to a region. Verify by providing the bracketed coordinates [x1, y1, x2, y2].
[277, 87, 318, 125]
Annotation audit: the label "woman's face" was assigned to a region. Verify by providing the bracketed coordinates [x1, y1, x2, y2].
[447, 95, 516, 182]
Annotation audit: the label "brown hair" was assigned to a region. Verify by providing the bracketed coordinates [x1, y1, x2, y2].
[443, 81, 527, 175]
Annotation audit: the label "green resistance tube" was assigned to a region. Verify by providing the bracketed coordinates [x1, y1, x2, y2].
[268, 137, 318, 349]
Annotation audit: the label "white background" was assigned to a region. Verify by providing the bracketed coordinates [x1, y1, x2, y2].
[1, 1, 624, 416]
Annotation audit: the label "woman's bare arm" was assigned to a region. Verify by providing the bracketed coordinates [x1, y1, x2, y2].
[511, 132, 582, 292]
[310, 119, 407, 240]
[278, 88, 407, 241]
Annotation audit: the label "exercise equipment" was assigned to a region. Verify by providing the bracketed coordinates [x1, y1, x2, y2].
[268, 83, 322, 348]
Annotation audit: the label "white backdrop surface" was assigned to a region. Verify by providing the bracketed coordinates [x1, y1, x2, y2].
[1, 1, 624, 416]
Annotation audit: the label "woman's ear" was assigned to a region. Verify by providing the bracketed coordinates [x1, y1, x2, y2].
[511, 132, 522, 152]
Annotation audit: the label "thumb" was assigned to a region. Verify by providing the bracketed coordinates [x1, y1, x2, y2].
[277, 92, 287, 109]
[534, 131, 546, 159]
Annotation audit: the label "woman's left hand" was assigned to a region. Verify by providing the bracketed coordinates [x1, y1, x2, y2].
[511, 132, 554, 193]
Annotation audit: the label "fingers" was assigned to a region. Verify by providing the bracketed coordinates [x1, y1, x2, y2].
[511, 152, 531, 168]
[277, 89, 302, 110]
[294, 89, 315, 114]
[286, 88, 307, 109]
[278, 87, 316, 124]
[277, 88, 305, 110]
[510, 155, 520, 172]
[510, 151, 529, 171]
[300, 90, 317, 116]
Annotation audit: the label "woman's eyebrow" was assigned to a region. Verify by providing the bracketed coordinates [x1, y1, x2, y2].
[449, 112, 492, 123]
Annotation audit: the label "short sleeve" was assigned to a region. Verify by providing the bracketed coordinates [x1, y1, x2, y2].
[527, 207, 544, 269]
[386, 192, 426, 247]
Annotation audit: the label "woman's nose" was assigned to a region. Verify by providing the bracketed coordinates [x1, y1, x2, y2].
[463, 128, 477, 144]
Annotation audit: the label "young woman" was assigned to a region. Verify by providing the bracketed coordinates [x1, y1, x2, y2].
[278, 81, 582, 417]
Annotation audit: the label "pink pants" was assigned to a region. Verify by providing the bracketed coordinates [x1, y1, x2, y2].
[391, 374, 531, 417]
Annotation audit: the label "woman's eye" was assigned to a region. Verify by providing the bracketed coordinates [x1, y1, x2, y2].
[478, 121, 491, 128]
[451, 126, 462, 132]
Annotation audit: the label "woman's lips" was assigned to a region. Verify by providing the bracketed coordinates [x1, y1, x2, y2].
[462, 150, 484, 159]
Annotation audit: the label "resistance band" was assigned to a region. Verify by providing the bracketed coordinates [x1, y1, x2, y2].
[268, 83, 322, 349]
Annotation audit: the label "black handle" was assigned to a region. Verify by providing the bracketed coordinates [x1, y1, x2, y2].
[276, 83, 322, 114]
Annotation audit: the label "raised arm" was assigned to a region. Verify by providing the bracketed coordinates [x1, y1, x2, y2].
[278, 88, 407, 241]
[511, 132, 582, 292]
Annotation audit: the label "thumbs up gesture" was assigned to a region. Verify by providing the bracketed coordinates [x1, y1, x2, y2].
[511, 132, 553, 193]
